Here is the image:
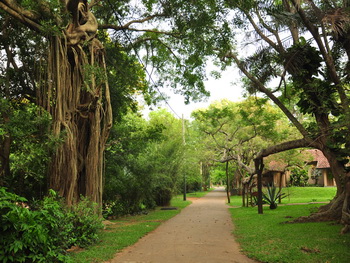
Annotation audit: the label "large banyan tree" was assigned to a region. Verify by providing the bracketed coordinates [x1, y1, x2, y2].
[0, 0, 228, 206]
[0, 0, 112, 206]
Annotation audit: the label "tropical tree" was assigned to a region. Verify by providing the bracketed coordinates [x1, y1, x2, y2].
[0, 0, 113, 207]
[192, 98, 296, 202]
[0, 0, 227, 206]
[214, 0, 350, 231]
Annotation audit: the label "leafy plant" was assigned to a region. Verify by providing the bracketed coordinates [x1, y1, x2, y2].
[0, 188, 103, 262]
[290, 168, 309, 187]
[262, 184, 287, 209]
[0, 187, 70, 262]
[154, 186, 172, 206]
[67, 196, 104, 248]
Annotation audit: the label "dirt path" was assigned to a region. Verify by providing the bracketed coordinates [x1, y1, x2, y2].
[107, 187, 257, 263]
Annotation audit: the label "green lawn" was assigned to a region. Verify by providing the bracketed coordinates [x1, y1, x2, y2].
[228, 186, 337, 207]
[281, 186, 337, 204]
[229, 187, 349, 263]
[68, 191, 210, 263]
[230, 204, 350, 263]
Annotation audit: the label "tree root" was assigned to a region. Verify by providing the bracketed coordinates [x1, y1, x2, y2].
[284, 191, 350, 234]
[286, 210, 339, 224]
[341, 224, 350, 234]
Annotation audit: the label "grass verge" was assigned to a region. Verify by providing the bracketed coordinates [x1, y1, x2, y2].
[68, 191, 210, 263]
[230, 204, 350, 263]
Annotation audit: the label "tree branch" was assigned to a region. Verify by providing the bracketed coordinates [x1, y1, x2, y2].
[100, 24, 178, 37]
[255, 138, 315, 160]
[254, 7, 284, 49]
[224, 51, 309, 137]
[216, 154, 255, 174]
[243, 10, 284, 53]
[89, 0, 101, 9]
[0, 1, 41, 32]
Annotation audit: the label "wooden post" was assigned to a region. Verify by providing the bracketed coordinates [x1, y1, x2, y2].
[242, 183, 246, 207]
[226, 161, 231, 203]
[182, 115, 186, 201]
[255, 158, 264, 214]
[279, 172, 283, 203]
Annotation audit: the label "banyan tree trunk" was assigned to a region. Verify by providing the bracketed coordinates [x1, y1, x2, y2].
[39, 36, 112, 207]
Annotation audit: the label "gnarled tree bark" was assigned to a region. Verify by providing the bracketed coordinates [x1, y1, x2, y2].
[43, 0, 112, 207]
[0, 0, 112, 207]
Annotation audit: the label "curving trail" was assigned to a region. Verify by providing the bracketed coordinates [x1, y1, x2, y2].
[107, 187, 258, 263]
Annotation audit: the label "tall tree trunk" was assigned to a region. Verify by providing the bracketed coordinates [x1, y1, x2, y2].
[0, 130, 11, 185]
[41, 36, 112, 207]
[1, 40, 12, 186]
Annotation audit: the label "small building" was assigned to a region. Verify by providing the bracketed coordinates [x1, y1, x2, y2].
[306, 149, 336, 187]
[262, 159, 290, 187]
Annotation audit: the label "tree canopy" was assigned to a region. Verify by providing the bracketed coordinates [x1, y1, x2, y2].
[2, 0, 350, 233]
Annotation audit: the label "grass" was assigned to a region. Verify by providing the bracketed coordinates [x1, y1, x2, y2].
[228, 186, 337, 207]
[281, 186, 337, 204]
[68, 190, 210, 263]
[229, 187, 349, 262]
[230, 204, 350, 263]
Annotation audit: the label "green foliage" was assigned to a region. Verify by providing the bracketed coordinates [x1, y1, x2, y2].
[290, 167, 309, 187]
[103, 109, 193, 217]
[67, 196, 104, 248]
[0, 188, 103, 262]
[192, 98, 298, 190]
[3, 102, 59, 200]
[284, 39, 322, 80]
[0, 188, 70, 262]
[154, 187, 172, 206]
[262, 184, 287, 209]
[83, 64, 107, 90]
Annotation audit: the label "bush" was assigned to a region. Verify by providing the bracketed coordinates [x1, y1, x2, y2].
[0, 188, 103, 262]
[67, 196, 103, 248]
[290, 168, 309, 186]
[0, 188, 69, 262]
[154, 187, 172, 206]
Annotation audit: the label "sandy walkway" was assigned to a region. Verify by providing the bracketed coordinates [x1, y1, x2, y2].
[108, 187, 257, 263]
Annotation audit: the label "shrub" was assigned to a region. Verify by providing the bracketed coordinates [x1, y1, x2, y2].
[67, 196, 103, 248]
[154, 187, 172, 206]
[290, 167, 309, 186]
[0, 188, 103, 262]
[0, 188, 70, 262]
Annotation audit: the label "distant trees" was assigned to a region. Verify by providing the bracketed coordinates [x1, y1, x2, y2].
[192, 98, 298, 203]
[103, 109, 202, 217]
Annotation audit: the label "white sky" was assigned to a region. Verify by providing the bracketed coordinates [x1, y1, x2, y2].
[142, 64, 245, 119]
